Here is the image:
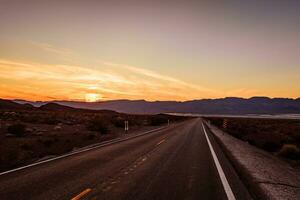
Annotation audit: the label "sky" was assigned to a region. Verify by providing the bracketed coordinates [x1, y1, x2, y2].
[0, 0, 299, 102]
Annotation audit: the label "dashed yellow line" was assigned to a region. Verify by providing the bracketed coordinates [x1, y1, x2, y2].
[71, 188, 92, 200]
[71, 136, 169, 198]
[156, 139, 166, 146]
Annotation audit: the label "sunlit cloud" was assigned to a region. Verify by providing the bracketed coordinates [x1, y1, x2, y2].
[100, 61, 219, 95]
[28, 41, 76, 61]
[1, 58, 295, 102]
[0, 1, 299, 101]
[0, 59, 223, 101]
[30, 41, 73, 55]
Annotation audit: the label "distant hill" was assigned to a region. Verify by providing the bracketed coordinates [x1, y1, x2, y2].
[12, 97, 300, 114]
[0, 99, 117, 114]
[0, 99, 33, 110]
[39, 102, 117, 114]
[39, 103, 76, 111]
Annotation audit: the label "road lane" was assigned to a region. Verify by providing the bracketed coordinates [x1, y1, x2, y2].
[0, 118, 252, 200]
[88, 118, 228, 200]
[0, 120, 191, 200]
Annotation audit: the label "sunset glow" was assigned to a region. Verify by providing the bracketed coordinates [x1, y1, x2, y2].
[0, 1, 299, 101]
[85, 93, 101, 102]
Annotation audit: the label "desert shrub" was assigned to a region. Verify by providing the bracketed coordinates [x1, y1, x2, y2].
[42, 117, 60, 125]
[111, 117, 125, 128]
[246, 139, 256, 146]
[86, 134, 96, 140]
[150, 115, 168, 126]
[53, 136, 59, 142]
[277, 144, 300, 160]
[87, 117, 109, 134]
[65, 139, 71, 143]
[42, 139, 55, 147]
[262, 142, 280, 152]
[7, 123, 26, 137]
[20, 114, 39, 123]
[280, 135, 294, 144]
[2, 149, 19, 168]
[207, 118, 224, 128]
[20, 143, 31, 150]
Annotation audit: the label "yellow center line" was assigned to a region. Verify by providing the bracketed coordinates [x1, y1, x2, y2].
[156, 139, 166, 146]
[71, 188, 92, 200]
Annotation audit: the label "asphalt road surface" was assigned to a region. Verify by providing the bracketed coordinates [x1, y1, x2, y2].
[0, 118, 252, 200]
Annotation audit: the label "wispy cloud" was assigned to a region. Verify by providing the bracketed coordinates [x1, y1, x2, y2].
[0, 58, 267, 101]
[0, 59, 134, 101]
[101, 60, 219, 94]
[0, 58, 223, 101]
[29, 41, 75, 59]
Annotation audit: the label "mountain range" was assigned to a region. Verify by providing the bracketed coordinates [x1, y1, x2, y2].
[7, 97, 300, 115]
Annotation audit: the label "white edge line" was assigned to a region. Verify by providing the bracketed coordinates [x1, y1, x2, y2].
[202, 122, 236, 200]
[0, 126, 168, 176]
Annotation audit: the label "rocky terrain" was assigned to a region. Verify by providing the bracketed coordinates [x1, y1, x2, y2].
[0, 99, 187, 171]
[205, 117, 300, 165]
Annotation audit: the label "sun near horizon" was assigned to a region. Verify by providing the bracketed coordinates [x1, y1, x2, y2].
[85, 93, 102, 102]
[0, 1, 299, 102]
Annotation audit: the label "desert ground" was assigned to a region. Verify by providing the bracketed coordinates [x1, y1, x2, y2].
[0, 103, 187, 172]
[205, 117, 300, 166]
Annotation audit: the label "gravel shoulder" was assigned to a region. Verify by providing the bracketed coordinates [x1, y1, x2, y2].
[204, 120, 300, 200]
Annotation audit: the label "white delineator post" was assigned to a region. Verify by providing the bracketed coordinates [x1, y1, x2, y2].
[125, 121, 129, 132]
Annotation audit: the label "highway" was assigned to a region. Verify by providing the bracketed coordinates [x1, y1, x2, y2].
[0, 118, 252, 200]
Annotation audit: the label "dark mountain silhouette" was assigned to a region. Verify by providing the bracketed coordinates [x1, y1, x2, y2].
[39, 103, 76, 111]
[0, 99, 117, 114]
[0, 99, 33, 110]
[12, 97, 300, 114]
[39, 102, 117, 114]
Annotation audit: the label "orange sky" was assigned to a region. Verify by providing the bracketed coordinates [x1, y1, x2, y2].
[0, 58, 299, 102]
[0, 59, 222, 101]
[0, 1, 299, 101]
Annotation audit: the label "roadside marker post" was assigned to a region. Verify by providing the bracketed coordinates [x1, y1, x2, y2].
[125, 121, 129, 133]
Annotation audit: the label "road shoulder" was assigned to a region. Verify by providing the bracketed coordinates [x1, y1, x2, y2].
[204, 120, 300, 200]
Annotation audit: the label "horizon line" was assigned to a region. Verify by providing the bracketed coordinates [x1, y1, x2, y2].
[4, 96, 300, 103]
